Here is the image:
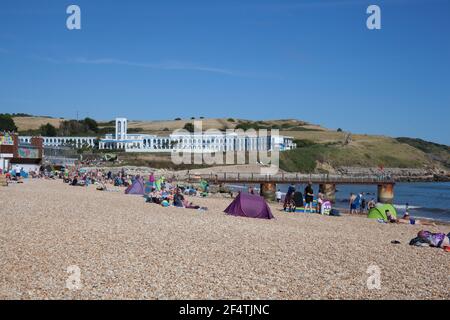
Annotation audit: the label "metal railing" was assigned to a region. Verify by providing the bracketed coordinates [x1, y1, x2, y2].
[187, 172, 395, 184]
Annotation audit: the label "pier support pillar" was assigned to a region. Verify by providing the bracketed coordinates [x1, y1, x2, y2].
[377, 184, 395, 204]
[319, 183, 336, 203]
[260, 182, 276, 202]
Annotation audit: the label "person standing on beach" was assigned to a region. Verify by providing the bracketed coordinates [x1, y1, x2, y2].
[276, 189, 282, 203]
[360, 192, 366, 213]
[149, 172, 155, 187]
[304, 183, 314, 213]
[349, 193, 357, 214]
[352, 193, 362, 214]
[317, 191, 324, 214]
[14, 164, 21, 180]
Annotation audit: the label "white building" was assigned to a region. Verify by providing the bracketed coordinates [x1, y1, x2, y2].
[19, 136, 97, 148]
[19, 118, 296, 153]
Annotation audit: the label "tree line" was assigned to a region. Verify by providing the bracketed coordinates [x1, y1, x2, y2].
[0, 114, 107, 137]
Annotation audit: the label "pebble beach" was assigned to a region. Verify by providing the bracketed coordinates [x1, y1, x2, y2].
[0, 179, 449, 300]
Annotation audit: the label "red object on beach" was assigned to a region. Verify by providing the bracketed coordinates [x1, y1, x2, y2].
[444, 246, 450, 252]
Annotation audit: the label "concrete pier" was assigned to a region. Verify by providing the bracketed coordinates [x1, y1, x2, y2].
[260, 182, 276, 201]
[319, 183, 336, 203]
[377, 183, 395, 204]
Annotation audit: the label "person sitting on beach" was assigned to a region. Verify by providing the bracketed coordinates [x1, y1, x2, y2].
[146, 187, 162, 204]
[96, 181, 107, 191]
[401, 211, 435, 226]
[283, 184, 295, 211]
[70, 176, 78, 186]
[367, 198, 376, 210]
[173, 189, 185, 207]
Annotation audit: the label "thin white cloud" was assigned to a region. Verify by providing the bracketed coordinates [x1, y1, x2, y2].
[71, 57, 238, 76]
[32, 56, 281, 79]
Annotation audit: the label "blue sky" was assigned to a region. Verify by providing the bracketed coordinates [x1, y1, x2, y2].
[0, 0, 449, 144]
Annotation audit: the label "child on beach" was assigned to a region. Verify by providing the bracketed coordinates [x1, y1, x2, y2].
[276, 189, 282, 203]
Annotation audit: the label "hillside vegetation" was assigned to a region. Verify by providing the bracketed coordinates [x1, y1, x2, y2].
[395, 137, 450, 169]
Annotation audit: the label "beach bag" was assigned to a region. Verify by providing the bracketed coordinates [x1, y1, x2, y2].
[329, 209, 341, 216]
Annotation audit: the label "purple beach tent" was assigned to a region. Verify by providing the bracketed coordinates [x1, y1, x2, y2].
[224, 192, 274, 219]
[125, 178, 145, 195]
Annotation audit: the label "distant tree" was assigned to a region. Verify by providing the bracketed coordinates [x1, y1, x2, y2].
[0, 114, 17, 131]
[58, 120, 85, 136]
[183, 123, 195, 133]
[199, 116, 205, 119]
[191, 117, 196, 120]
[83, 117, 98, 133]
[227, 118, 235, 122]
[174, 118, 181, 121]
[337, 128, 343, 132]
[12, 113, 33, 117]
[39, 123, 57, 136]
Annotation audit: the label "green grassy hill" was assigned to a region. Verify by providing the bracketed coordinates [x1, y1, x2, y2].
[280, 134, 448, 173]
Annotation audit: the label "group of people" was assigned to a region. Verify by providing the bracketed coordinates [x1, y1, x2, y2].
[62, 167, 209, 210]
[279, 183, 325, 214]
[384, 205, 435, 226]
[145, 186, 207, 210]
[0, 164, 32, 182]
[349, 192, 376, 214]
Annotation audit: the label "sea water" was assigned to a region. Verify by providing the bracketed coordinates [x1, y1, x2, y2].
[227, 182, 450, 223]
